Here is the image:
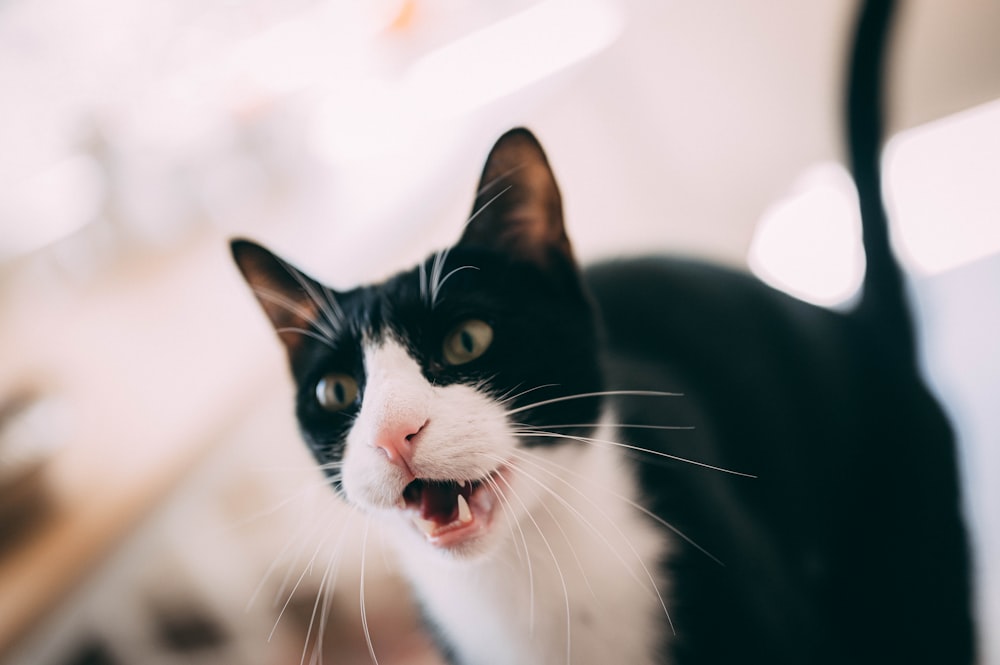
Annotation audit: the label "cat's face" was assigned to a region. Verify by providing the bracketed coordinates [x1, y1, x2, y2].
[233, 129, 604, 560]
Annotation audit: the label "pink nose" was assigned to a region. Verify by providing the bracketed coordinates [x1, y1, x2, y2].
[373, 419, 426, 476]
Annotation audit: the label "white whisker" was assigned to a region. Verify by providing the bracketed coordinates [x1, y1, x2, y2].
[482, 454, 596, 600]
[495, 383, 560, 409]
[253, 288, 336, 340]
[359, 517, 381, 665]
[520, 422, 695, 433]
[227, 474, 336, 534]
[275, 327, 337, 349]
[483, 473, 535, 623]
[432, 265, 480, 308]
[514, 446, 724, 567]
[475, 167, 521, 198]
[504, 390, 682, 417]
[465, 184, 514, 229]
[490, 462, 572, 665]
[243, 487, 340, 615]
[506, 449, 677, 633]
[418, 261, 429, 304]
[269, 510, 349, 642]
[300, 535, 343, 665]
[319, 284, 345, 327]
[275, 255, 344, 335]
[514, 429, 755, 479]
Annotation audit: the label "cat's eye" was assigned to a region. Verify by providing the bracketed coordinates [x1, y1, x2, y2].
[443, 319, 494, 366]
[315, 373, 359, 411]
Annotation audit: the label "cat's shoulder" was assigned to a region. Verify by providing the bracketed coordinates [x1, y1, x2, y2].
[583, 256, 851, 355]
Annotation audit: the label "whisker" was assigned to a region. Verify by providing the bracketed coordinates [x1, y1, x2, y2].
[489, 473, 527, 564]
[269, 510, 349, 642]
[482, 454, 596, 600]
[247, 516, 312, 613]
[431, 265, 480, 308]
[514, 446, 724, 567]
[300, 535, 343, 665]
[418, 183, 512, 309]
[427, 247, 451, 308]
[490, 461, 572, 664]
[318, 284, 345, 327]
[241, 478, 349, 616]
[475, 167, 521, 198]
[505, 449, 676, 633]
[504, 390, 682, 417]
[276, 327, 338, 349]
[418, 261, 429, 305]
[227, 474, 338, 534]
[519, 422, 695, 433]
[482, 474, 535, 626]
[514, 429, 755, 479]
[495, 383, 560, 409]
[465, 184, 514, 229]
[359, 517, 381, 665]
[315, 547, 340, 665]
[253, 288, 336, 340]
[274, 255, 344, 335]
[499, 452, 643, 583]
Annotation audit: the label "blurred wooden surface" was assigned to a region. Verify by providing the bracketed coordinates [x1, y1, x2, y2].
[0, 233, 274, 658]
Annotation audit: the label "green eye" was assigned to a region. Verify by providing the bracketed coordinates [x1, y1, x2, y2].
[315, 373, 359, 411]
[443, 319, 494, 365]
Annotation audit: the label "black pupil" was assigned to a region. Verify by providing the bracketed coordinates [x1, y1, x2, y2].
[333, 381, 346, 404]
[461, 330, 474, 353]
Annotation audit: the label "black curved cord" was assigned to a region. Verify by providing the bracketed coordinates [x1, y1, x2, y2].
[846, 0, 914, 365]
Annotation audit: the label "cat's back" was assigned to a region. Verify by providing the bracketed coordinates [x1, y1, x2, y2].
[583, 256, 972, 665]
[584, 256, 865, 424]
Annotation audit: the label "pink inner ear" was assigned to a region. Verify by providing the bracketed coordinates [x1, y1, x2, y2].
[231, 239, 327, 358]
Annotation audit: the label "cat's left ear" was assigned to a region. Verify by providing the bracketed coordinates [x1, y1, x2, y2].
[230, 239, 335, 363]
[458, 128, 574, 268]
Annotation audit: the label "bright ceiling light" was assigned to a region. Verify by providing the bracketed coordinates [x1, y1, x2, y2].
[748, 162, 865, 308]
[884, 97, 1000, 276]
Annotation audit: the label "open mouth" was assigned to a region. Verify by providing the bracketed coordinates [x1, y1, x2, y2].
[401, 471, 501, 548]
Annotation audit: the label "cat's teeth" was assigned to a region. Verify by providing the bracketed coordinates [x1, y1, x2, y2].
[457, 494, 473, 524]
[413, 516, 438, 537]
[458, 480, 467, 488]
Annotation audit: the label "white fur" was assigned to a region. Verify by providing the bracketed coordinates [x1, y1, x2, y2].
[342, 338, 672, 665]
[397, 428, 671, 665]
[341, 337, 518, 512]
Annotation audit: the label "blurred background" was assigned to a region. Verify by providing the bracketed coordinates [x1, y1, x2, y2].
[1, 0, 998, 663]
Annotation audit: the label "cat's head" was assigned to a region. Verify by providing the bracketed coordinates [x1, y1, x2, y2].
[232, 129, 604, 560]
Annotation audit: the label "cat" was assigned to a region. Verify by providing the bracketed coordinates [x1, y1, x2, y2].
[230, 4, 974, 664]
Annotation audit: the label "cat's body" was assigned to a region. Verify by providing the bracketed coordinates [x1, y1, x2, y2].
[231, 4, 974, 663]
[589, 258, 971, 663]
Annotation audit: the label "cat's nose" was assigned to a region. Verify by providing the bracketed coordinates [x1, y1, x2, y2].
[373, 419, 426, 476]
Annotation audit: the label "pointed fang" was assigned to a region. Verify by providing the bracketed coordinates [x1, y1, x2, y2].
[457, 494, 473, 524]
[413, 516, 437, 537]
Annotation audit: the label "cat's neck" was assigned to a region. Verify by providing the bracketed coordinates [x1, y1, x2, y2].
[392, 418, 672, 665]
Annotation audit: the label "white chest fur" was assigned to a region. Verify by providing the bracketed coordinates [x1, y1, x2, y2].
[394, 429, 672, 665]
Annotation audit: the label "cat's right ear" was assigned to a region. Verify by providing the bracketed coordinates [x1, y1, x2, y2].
[230, 239, 334, 362]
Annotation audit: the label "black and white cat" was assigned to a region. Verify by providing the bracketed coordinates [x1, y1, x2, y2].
[231, 5, 974, 664]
